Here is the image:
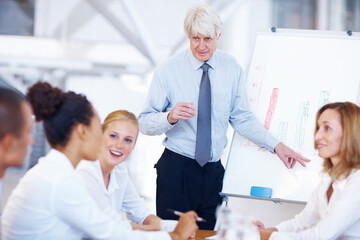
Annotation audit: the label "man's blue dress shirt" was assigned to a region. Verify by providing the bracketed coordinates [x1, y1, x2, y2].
[138, 48, 279, 162]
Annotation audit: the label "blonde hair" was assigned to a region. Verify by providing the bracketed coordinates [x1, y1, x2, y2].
[184, 5, 222, 38]
[102, 110, 139, 138]
[315, 102, 360, 181]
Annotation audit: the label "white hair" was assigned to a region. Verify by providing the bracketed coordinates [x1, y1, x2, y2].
[183, 5, 223, 38]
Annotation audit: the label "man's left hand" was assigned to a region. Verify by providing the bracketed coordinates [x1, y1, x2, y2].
[274, 143, 310, 169]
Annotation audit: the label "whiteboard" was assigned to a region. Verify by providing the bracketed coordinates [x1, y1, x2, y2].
[221, 29, 360, 203]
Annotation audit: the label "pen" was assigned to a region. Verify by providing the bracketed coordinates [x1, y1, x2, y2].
[167, 209, 206, 222]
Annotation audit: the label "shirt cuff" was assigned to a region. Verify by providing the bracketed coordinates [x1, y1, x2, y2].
[159, 111, 176, 132]
[266, 134, 281, 154]
[139, 210, 153, 224]
[275, 222, 287, 232]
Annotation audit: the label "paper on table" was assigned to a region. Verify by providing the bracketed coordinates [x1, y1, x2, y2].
[160, 220, 178, 232]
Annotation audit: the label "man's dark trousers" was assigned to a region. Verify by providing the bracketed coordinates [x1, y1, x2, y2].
[154, 148, 224, 230]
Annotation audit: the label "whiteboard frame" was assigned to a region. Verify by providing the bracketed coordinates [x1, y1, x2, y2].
[219, 192, 306, 205]
[220, 28, 360, 204]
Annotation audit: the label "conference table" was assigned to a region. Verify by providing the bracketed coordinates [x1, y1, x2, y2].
[192, 230, 217, 240]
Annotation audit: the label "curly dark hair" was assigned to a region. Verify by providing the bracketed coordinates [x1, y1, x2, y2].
[27, 81, 94, 147]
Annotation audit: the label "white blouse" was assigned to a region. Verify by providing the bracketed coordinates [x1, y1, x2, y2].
[270, 169, 360, 240]
[0, 178, 3, 204]
[76, 160, 151, 224]
[1, 149, 170, 240]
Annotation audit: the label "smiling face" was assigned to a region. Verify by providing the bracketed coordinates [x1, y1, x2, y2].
[99, 120, 138, 169]
[315, 109, 343, 167]
[189, 33, 219, 62]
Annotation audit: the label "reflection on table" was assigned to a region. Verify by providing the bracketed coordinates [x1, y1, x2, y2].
[193, 230, 217, 240]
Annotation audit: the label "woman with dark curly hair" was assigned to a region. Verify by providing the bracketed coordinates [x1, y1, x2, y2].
[1, 82, 198, 240]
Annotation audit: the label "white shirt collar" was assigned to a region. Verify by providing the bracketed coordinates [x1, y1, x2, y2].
[186, 48, 216, 71]
[78, 159, 125, 194]
[45, 149, 75, 171]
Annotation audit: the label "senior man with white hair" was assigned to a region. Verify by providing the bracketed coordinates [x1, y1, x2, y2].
[139, 5, 309, 230]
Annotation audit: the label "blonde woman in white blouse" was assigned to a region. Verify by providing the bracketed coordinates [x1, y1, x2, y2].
[77, 110, 162, 231]
[258, 102, 360, 240]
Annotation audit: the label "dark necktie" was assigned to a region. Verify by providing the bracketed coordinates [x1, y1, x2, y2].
[195, 63, 211, 167]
